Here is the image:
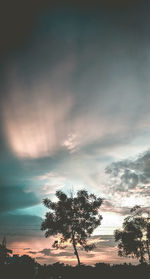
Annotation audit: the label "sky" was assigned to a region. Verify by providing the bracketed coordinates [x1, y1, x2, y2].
[0, 0, 150, 265]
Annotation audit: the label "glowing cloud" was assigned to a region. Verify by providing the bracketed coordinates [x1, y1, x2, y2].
[2, 80, 73, 158]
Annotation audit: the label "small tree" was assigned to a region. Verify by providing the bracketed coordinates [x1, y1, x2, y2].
[114, 206, 150, 264]
[0, 237, 12, 265]
[41, 190, 103, 265]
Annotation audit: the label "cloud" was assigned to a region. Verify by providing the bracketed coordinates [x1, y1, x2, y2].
[36, 172, 66, 195]
[24, 248, 31, 250]
[2, 72, 73, 158]
[2, 3, 150, 162]
[55, 251, 73, 257]
[106, 150, 150, 190]
[28, 251, 37, 255]
[105, 150, 150, 207]
[0, 213, 42, 237]
[95, 235, 116, 248]
[36, 256, 46, 260]
[101, 200, 130, 216]
[0, 0, 146, 60]
[40, 248, 52, 256]
[28, 248, 74, 258]
[0, 183, 40, 213]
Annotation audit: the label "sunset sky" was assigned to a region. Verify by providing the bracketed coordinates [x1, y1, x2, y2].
[0, 0, 150, 265]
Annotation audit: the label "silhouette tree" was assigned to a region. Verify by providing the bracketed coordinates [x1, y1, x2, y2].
[0, 237, 12, 265]
[41, 189, 103, 265]
[115, 206, 150, 264]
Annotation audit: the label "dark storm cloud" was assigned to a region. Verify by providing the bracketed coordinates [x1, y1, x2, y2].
[0, 147, 70, 214]
[105, 149, 150, 194]
[0, 183, 40, 213]
[0, 0, 142, 59]
[0, 0, 148, 65]
[0, 1, 50, 58]
[0, 148, 68, 183]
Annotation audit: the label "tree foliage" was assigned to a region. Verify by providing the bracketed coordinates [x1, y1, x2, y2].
[41, 189, 103, 265]
[0, 237, 12, 265]
[114, 206, 150, 264]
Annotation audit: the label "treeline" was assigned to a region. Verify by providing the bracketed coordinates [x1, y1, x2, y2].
[1, 260, 150, 279]
[36, 262, 150, 279]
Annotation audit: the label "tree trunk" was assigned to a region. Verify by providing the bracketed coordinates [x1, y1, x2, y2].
[146, 240, 150, 264]
[72, 232, 81, 266]
[139, 242, 144, 264]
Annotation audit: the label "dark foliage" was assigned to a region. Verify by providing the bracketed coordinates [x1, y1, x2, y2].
[1, 261, 150, 279]
[0, 237, 12, 265]
[115, 206, 150, 264]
